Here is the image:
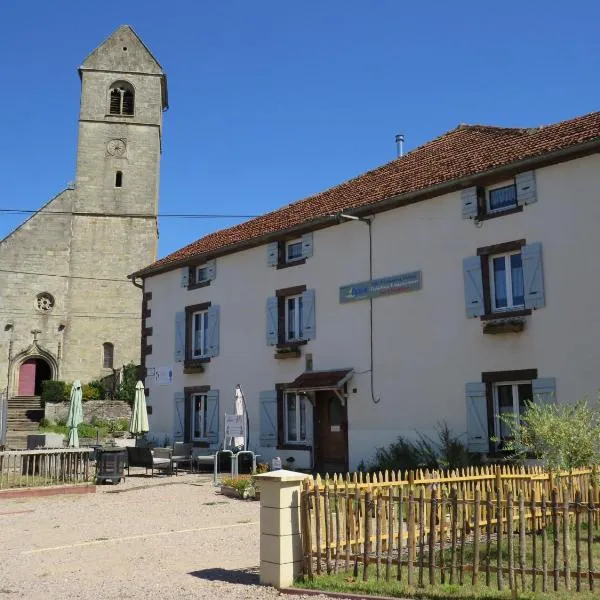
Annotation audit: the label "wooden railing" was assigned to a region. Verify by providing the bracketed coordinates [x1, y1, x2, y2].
[0, 448, 93, 489]
[301, 466, 600, 594]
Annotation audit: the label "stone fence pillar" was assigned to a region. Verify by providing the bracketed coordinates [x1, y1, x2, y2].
[255, 469, 308, 588]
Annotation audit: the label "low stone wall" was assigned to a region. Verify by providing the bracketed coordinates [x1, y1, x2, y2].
[45, 400, 131, 424]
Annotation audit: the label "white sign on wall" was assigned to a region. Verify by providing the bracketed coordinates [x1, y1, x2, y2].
[155, 367, 173, 386]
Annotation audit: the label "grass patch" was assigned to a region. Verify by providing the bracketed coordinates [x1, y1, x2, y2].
[297, 569, 599, 599]
[296, 528, 600, 600]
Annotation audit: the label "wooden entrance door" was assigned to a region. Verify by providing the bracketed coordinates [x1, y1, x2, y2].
[18, 359, 37, 396]
[314, 392, 348, 474]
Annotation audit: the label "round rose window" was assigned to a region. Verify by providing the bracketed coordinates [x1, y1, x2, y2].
[36, 292, 55, 313]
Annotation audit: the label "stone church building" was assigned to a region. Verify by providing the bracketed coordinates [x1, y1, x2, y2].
[0, 26, 166, 443]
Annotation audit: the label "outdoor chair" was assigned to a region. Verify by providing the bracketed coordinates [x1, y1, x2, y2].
[171, 442, 193, 475]
[126, 446, 172, 477]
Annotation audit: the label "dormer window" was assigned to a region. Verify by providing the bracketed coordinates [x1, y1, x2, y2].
[109, 81, 135, 116]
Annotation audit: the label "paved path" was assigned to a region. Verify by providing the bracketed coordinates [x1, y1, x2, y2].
[0, 471, 337, 599]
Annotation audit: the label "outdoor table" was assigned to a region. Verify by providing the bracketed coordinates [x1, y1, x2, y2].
[95, 446, 127, 484]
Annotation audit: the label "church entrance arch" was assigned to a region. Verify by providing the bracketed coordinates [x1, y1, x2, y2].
[18, 358, 52, 397]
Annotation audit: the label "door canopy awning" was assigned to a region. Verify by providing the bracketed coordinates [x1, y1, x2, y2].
[285, 369, 354, 405]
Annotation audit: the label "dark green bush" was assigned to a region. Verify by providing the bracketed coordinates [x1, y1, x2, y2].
[117, 362, 140, 406]
[82, 383, 102, 401]
[41, 380, 69, 405]
[368, 422, 480, 472]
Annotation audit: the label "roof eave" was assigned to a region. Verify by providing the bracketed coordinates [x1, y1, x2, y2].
[131, 136, 600, 280]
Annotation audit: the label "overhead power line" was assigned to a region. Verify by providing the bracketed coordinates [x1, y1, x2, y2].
[0, 208, 259, 219]
[0, 268, 130, 283]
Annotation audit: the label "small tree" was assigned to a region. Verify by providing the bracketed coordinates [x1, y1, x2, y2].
[500, 397, 600, 474]
[117, 362, 139, 406]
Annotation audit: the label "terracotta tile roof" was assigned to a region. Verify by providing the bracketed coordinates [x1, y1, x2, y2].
[286, 369, 354, 391]
[136, 111, 600, 277]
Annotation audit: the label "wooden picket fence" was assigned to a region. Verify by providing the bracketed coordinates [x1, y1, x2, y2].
[0, 448, 93, 489]
[300, 466, 600, 593]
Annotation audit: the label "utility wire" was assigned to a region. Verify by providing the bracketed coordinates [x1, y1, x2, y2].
[0, 208, 260, 219]
[0, 268, 130, 283]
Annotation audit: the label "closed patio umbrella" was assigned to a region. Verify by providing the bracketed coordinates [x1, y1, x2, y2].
[233, 385, 247, 449]
[66, 380, 83, 448]
[129, 381, 149, 437]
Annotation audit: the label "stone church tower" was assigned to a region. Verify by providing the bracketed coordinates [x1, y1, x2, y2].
[0, 26, 166, 444]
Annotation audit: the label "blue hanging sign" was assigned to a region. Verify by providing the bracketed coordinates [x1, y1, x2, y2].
[339, 270, 422, 303]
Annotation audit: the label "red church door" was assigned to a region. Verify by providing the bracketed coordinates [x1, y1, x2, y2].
[18, 359, 37, 396]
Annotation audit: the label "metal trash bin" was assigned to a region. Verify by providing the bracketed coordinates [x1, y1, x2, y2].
[95, 447, 127, 484]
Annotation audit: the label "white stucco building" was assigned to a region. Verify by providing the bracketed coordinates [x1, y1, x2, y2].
[131, 112, 600, 472]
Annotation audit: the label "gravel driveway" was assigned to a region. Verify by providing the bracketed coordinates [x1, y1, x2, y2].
[0, 471, 341, 600]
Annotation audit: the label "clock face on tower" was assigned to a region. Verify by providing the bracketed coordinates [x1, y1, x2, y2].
[106, 139, 126, 156]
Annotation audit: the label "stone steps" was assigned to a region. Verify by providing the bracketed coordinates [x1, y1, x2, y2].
[4, 396, 44, 449]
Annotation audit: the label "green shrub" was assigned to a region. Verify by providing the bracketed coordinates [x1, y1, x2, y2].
[498, 397, 600, 473]
[41, 380, 69, 405]
[117, 362, 140, 405]
[368, 422, 479, 472]
[82, 384, 102, 401]
[77, 423, 98, 438]
[39, 417, 51, 428]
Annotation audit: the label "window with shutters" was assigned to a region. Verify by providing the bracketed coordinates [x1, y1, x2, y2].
[108, 81, 135, 116]
[267, 232, 313, 269]
[182, 302, 220, 370]
[284, 392, 308, 444]
[267, 286, 316, 354]
[461, 172, 536, 221]
[462, 239, 545, 326]
[184, 259, 216, 290]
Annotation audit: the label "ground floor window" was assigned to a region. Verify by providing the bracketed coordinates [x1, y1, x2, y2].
[192, 393, 208, 441]
[493, 381, 532, 441]
[285, 392, 307, 444]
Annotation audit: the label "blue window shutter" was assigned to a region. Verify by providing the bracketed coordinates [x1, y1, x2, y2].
[522, 242, 545, 309]
[205, 259, 217, 281]
[206, 305, 220, 357]
[516, 171, 537, 206]
[301, 232, 314, 259]
[259, 390, 278, 447]
[205, 390, 219, 444]
[267, 242, 279, 266]
[173, 392, 185, 442]
[466, 382, 489, 453]
[302, 289, 316, 340]
[266, 297, 279, 345]
[461, 187, 478, 219]
[532, 378, 556, 405]
[181, 267, 189, 288]
[462, 256, 485, 318]
[174, 312, 185, 362]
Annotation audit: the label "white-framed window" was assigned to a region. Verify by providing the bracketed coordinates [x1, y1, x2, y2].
[192, 310, 209, 358]
[487, 181, 517, 214]
[196, 266, 208, 283]
[490, 251, 524, 311]
[285, 392, 307, 444]
[493, 381, 532, 441]
[191, 393, 208, 441]
[285, 294, 303, 341]
[286, 239, 303, 263]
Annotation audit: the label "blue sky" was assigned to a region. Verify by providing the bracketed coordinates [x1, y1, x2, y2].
[1, 1, 598, 258]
